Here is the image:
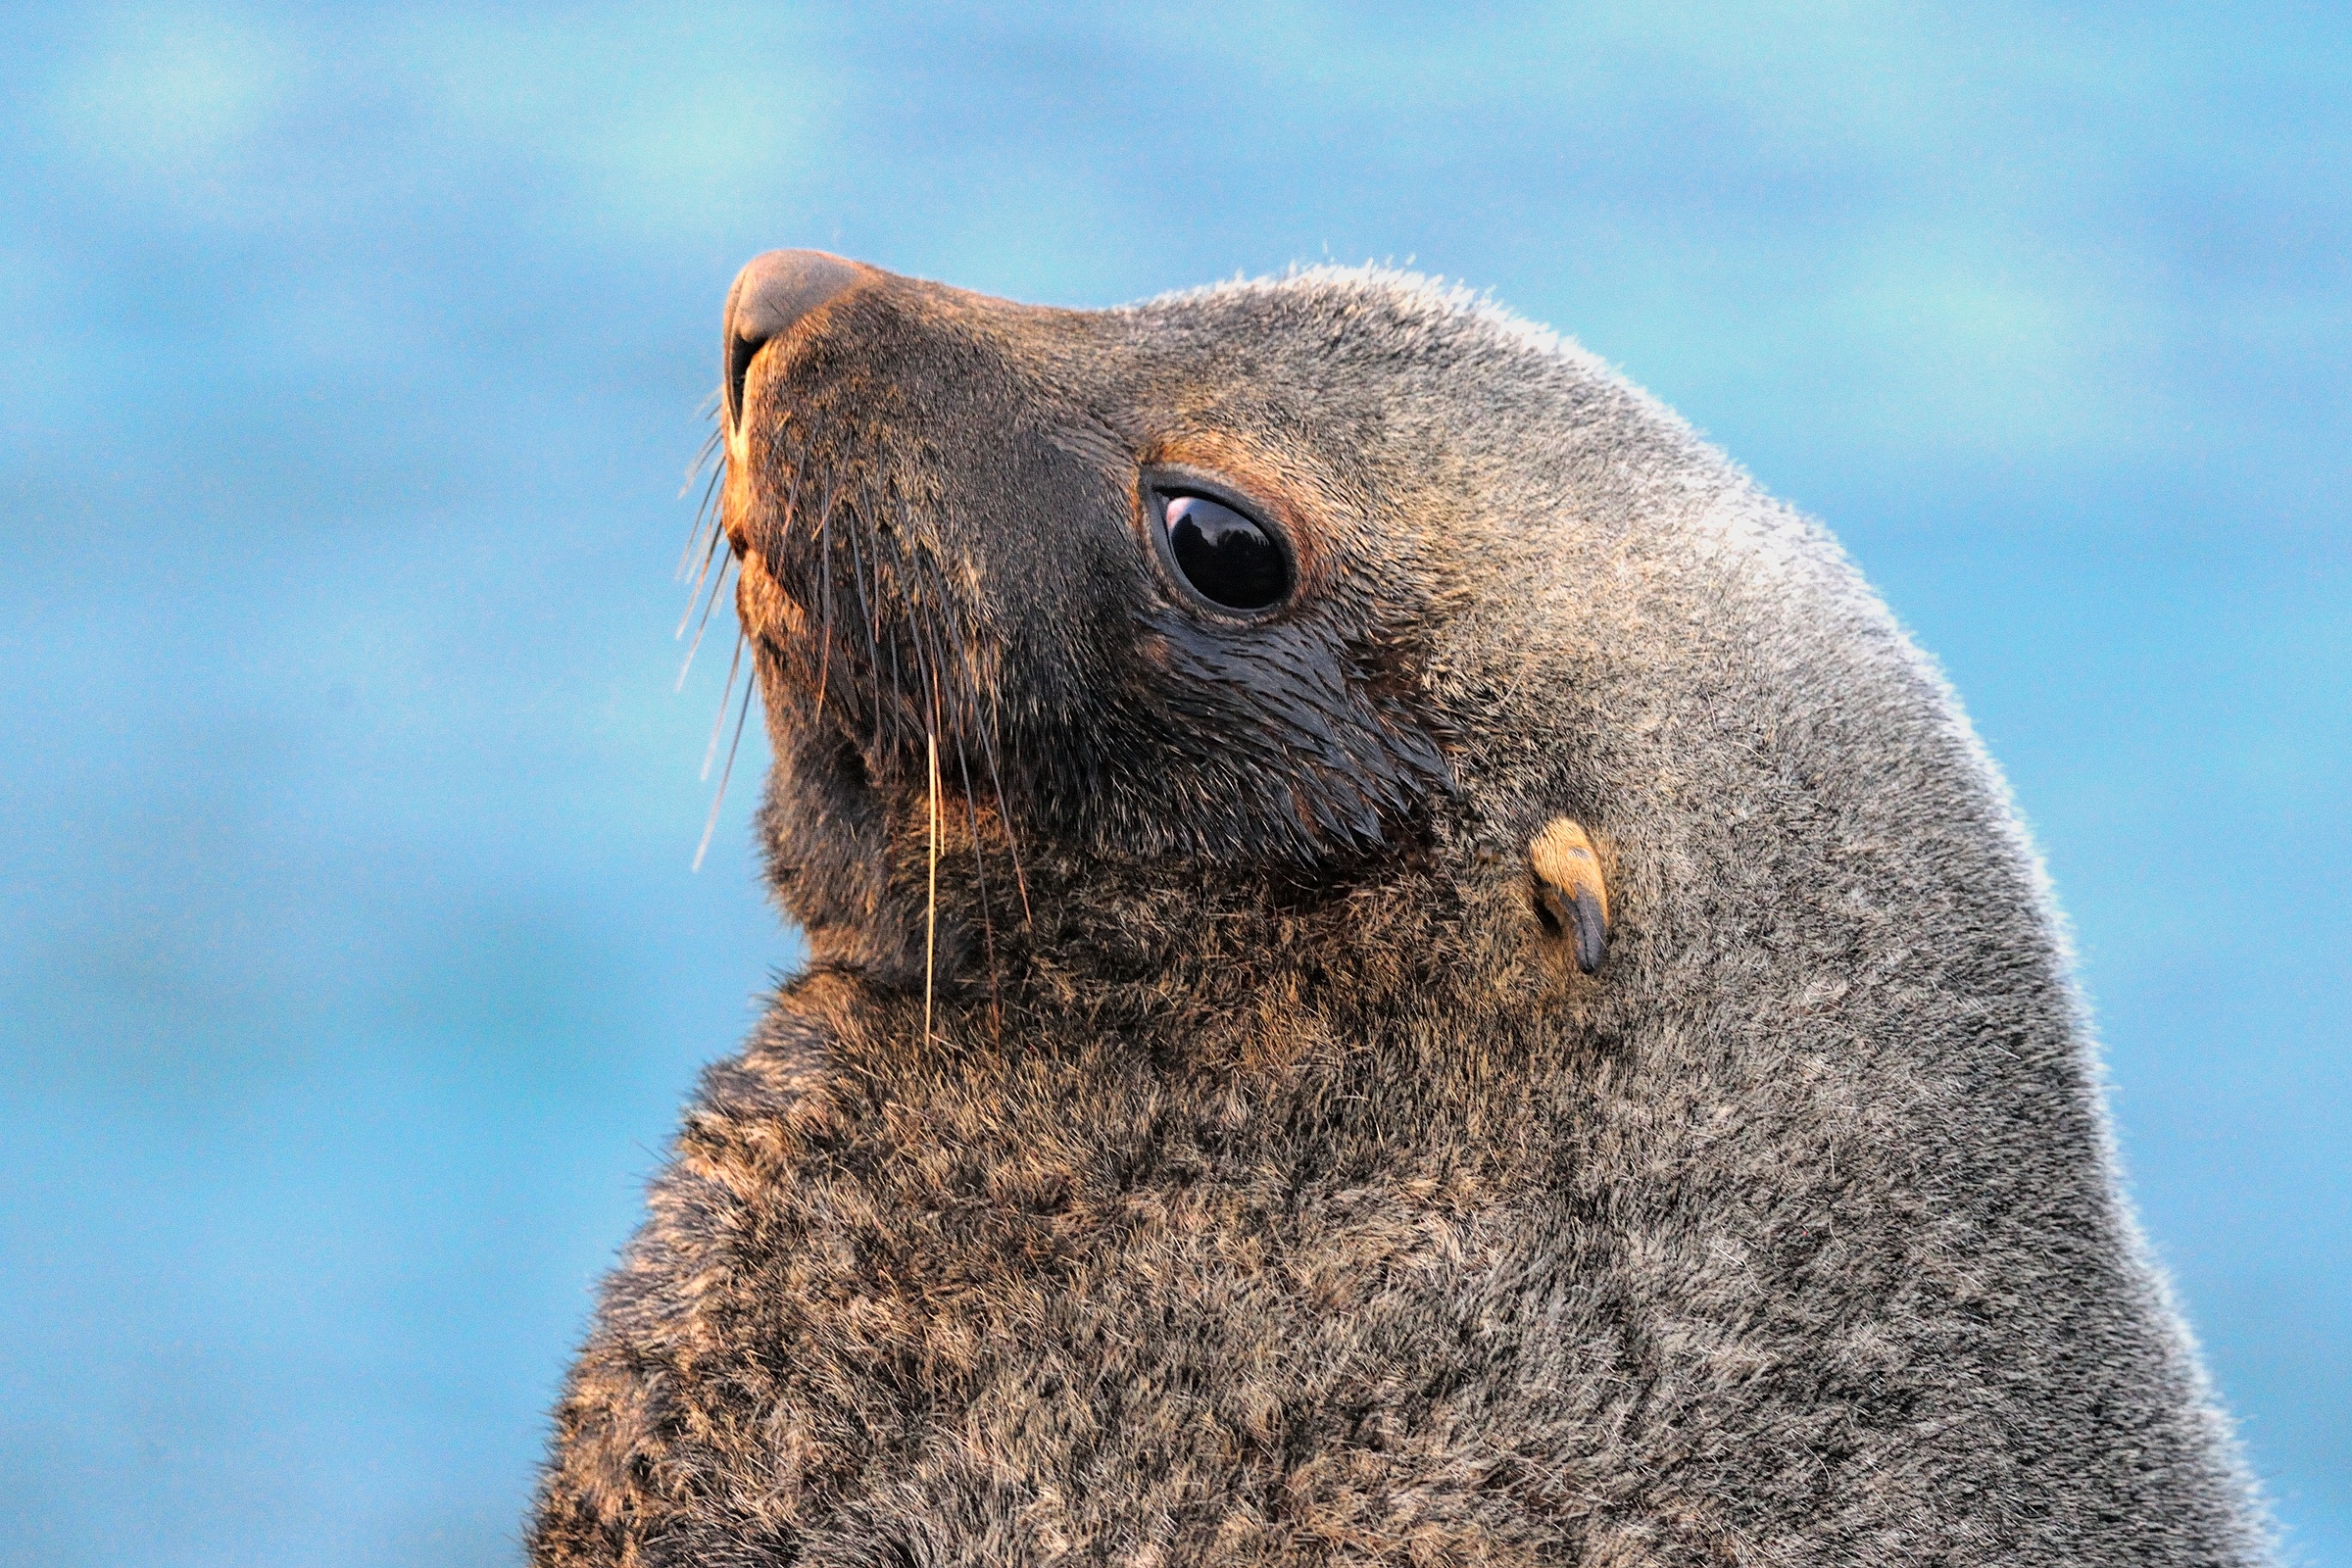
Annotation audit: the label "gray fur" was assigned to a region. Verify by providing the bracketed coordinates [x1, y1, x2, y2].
[529, 265, 2268, 1565]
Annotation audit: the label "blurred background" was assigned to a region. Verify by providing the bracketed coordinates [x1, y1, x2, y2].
[2, 3, 2345, 1563]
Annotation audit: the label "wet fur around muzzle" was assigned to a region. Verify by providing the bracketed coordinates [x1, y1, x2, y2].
[526, 264, 2270, 1567]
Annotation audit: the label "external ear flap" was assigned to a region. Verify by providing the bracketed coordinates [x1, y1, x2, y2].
[1529, 816, 1611, 974]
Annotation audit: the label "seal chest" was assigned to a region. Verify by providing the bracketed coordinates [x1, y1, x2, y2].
[527, 253, 2268, 1567]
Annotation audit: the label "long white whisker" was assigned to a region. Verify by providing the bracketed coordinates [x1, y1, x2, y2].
[675, 557, 735, 688]
[701, 629, 747, 780]
[693, 672, 758, 873]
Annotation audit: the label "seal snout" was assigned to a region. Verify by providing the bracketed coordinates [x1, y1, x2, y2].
[723, 249, 871, 438]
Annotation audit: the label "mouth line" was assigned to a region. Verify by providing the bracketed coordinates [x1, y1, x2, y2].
[735, 547, 809, 643]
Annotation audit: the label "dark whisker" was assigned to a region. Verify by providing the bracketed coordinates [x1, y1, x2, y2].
[879, 496, 931, 752]
[839, 484, 886, 766]
[813, 482, 835, 718]
[923, 727, 941, 1046]
[884, 607, 906, 749]
[955, 727, 1001, 1035]
[874, 494, 912, 752]
[776, 443, 801, 544]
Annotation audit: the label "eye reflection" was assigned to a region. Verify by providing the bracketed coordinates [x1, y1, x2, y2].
[1160, 493, 1291, 612]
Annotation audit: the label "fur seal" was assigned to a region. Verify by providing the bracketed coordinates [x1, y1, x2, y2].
[528, 253, 2268, 1566]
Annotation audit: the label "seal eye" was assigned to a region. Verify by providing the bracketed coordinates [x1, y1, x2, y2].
[1157, 492, 1292, 612]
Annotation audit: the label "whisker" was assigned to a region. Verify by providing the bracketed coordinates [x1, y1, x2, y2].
[902, 505, 946, 744]
[676, 518, 729, 639]
[878, 487, 948, 764]
[694, 668, 758, 873]
[676, 403, 730, 614]
[919, 588, 1001, 1035]
[700, 628, 747, 781]
[675, 458, 723, 582]
[839, 488, 886, 765]
[885, 615, 905, 747]
[812, 488, 835, 718]
[926, 558, 1030, 922]
[982, 687, 1029, 922]
[888, 495, 987, 1042]
[924, 726, 941, 1047]
[677, 441, 729, 629]
[776, 443, 801, 543]
[875, 497, 908, 750]
[674, 555, 735, 690]
[960, 756, 1001, 1038]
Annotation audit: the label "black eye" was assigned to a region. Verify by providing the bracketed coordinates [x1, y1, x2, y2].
[1157, 492, 1292, 612]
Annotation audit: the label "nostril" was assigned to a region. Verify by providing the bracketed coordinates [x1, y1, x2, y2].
[722, 249, 871, 434]
[726, 329, 761, 438]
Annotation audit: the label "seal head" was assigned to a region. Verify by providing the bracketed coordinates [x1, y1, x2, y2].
[721, 251, 1459, 945]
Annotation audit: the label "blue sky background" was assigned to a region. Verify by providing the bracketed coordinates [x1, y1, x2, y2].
[2, 3, 2345, 1563]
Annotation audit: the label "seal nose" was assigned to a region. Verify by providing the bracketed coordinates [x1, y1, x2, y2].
[723, 249, 870, 435]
